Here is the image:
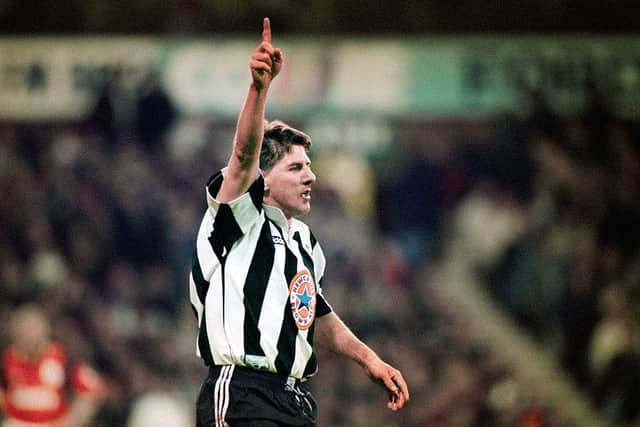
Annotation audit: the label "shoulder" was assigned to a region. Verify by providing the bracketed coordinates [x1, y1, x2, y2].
[207, 168, 264, 211]
[2, 346, 17, 364]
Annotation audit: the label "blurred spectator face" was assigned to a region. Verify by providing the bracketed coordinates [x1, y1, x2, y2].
[599, 285, 627, 319]
[10, 306, 51, 357]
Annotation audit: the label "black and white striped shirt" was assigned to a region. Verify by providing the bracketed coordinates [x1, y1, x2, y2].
[189, 169, 333, 380]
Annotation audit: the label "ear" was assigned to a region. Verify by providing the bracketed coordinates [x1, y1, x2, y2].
[262, 168, 272, 196]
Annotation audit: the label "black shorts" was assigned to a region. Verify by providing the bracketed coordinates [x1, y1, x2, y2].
[196, 365, 317, 427]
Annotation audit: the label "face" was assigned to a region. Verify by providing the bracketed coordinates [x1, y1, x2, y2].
[263, 144, 316, 219]
[11, 307, 50, 356]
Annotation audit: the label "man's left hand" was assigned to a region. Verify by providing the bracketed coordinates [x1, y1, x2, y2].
[364, 358, 410, 411]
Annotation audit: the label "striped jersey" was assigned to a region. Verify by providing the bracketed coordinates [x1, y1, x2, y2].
[189, 169, 333, 380]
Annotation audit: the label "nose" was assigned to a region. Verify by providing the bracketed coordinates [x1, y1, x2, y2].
[303, 166, 316, 185]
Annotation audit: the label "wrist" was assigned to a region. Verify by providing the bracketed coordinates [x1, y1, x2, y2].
[358, 348, 380, 369]
[250, 80, 270, 93]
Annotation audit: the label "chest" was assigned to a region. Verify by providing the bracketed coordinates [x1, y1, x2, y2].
[4, 353, 66, 390]
[221, 220, 318, 293]
[268, 222, 315, 277]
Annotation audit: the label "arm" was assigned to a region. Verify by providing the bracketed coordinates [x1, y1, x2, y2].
[55, 395, 102, 427]
[217, 17, 283, 203]
[0, 360, 6, 416]
[55, 362, 105, 427]
[315, 312, 410, 411]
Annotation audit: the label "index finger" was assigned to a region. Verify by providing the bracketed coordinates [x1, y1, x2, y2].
[262, 17, 271, 44]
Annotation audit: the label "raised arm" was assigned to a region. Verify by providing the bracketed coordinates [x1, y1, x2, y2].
[315, 312, 410, 411]
[217, 17, 283, 202]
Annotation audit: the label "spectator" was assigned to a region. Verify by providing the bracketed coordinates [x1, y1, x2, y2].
[0, 305, 104, 427]
[135, 72, 177, 154]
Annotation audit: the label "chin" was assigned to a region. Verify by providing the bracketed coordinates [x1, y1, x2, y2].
[294, 205, 311, 217]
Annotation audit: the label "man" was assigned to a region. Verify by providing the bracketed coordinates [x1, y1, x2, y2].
[0, 305, 104, 427]
[190, 18, 409, 426]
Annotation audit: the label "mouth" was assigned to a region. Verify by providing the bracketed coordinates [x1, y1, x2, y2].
[301, 189, 311, 201]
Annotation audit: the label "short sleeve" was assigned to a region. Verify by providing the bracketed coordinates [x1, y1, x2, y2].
[70, 363, 105, 397]
[316, 280, 333, 317]
[205, 169, 264, 235]
[311, 239, 332, 317]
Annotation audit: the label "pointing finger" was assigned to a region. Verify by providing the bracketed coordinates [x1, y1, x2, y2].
[262, 17, 271, 44]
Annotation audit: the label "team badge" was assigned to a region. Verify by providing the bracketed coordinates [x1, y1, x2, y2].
[289, 270, 316, 330]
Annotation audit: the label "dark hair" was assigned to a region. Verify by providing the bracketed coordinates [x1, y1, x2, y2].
[260, 120, 312, 171]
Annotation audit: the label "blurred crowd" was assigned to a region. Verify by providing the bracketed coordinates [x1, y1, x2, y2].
[1, 73, 638, 427]
[451, 86, 640, 427]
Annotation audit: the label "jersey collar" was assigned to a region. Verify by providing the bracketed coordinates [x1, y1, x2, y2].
[263, 204, 289, 230]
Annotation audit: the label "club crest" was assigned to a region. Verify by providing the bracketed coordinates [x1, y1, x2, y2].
[289, 270, 316, 330]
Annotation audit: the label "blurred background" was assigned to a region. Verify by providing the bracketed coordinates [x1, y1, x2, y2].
[1, 1, 639, 426]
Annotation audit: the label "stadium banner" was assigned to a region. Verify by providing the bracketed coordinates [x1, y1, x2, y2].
[0, 36, 639, 121]
[0, 37, 160, 121]
[407, 37, 640, 118]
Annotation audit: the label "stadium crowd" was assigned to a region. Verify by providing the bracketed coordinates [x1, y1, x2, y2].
[0, 75, 638, 427]
[465, 86, 640, 426]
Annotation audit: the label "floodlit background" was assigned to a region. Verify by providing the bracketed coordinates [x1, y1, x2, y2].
[1, 2, 639, 426]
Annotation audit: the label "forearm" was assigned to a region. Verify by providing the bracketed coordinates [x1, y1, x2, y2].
[56, 396, 100, 427]
[217, 18, 280, 202]
[315, 313, 380, 368]
[232, 83, 269, 170]
[217, 82, 270, 202]
[316, 312, 410, 411]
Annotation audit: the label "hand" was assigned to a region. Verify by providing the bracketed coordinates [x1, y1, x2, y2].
[364, 357, 410, 411]
[250, 17, 283, 90]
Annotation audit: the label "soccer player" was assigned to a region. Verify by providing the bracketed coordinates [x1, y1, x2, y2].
[190, 18, 409, 426]
[0, 305, 104, 427]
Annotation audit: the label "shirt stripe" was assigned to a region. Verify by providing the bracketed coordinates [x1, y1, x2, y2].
[197, 309, 214, 366]
[243, 221, 275, 357]
[191, 251, 209, 305]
